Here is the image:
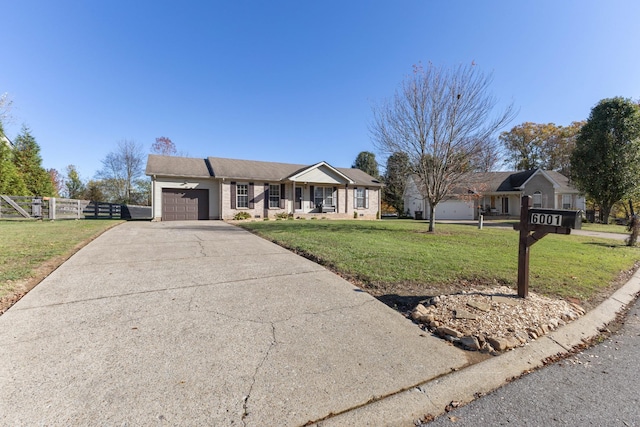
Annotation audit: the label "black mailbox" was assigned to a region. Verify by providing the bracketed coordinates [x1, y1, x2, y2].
[528, 208, 582, 230]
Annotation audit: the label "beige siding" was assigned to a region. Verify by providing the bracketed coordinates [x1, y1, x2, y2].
[294, 165, 346, 184]
[524, 175, 555, 208]
[221, 181, 290, 220]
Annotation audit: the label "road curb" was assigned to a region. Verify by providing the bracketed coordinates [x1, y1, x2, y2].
[316, 268, 640, 427]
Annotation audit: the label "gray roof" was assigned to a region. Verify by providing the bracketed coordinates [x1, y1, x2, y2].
[207, 157, 305, 181]
[468, 169, 578, 193]
[146, 155, 382, 187]
[145, 154, 211, 178]
[414, 169, 579, 195]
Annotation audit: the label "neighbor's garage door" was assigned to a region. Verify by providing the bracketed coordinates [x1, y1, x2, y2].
[162, 189, 209, 221]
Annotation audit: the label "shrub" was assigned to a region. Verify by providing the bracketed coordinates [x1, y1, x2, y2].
[276, 212, 291, 220]
[233, 211, 251, 220]
[353, 211, 358, 219]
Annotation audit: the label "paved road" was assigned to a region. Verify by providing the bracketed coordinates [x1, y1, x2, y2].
[0, 221, 469, 426]
[426, 295, 640, 426]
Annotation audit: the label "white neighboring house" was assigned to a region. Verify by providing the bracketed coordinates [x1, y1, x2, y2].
[0, 130, 12, 148]
[404, 169, 586, 220]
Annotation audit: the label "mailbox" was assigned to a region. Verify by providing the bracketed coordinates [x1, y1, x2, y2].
[528, 208, 582, 230]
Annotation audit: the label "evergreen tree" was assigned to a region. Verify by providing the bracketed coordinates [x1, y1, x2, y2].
[65, 165, 86, 199]
[12, 125, 55, 196]
[352, 151, 380, 178]
[0, 133, 28, 195]
[383, 152, 410, 214]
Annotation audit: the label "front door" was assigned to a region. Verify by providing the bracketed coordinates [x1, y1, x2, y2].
[295, 187, 302, 210]
[502, 197, 509, 214]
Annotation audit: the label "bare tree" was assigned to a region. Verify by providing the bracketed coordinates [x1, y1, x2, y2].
[371, 62, 515, 231]
[151, 136, 177, 156]
[96, 139, 146, 204]
[0, 93, 14, 146]
[0, 93, 13, 125]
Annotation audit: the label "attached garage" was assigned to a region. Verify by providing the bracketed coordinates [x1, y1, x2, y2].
[428, 200, 475, 220]
[162, 189, 209, 221]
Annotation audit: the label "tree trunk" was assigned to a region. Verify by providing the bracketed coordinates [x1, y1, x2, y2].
[428, 203, 436, 232]
[628, 199, 638, 246]
[600, 204, 612, 224]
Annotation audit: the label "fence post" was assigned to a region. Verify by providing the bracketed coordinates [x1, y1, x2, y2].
[94, 201, 99, 218]
[49, 198, 56, 220]
[77, 200, 81, 219]
[32, 197, 42, 218]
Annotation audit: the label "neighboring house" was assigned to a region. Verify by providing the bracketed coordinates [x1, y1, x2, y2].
[145, 154, 383, 221]
[0, 131, 12, 148]
[404, 169, 586, 220]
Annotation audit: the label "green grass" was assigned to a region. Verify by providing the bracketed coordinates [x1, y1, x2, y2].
[240, 219, 639, 301]
[580, 222, 629, 234]
[0, 220, 123, 295]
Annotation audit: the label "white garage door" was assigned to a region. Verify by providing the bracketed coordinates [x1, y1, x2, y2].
[427, 200, 474, 220]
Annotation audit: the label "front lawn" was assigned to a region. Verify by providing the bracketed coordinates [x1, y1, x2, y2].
[240, 220, 639, 305]
[0, 220, 123, 300]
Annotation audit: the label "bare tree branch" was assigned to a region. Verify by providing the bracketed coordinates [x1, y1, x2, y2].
[371, 62, 515, 231]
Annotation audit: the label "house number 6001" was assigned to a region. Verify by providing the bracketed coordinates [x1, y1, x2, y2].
[530, 213, 562, 226]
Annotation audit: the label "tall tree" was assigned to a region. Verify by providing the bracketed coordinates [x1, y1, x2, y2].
[352, 151, 380, 178]
[0, 136, 27, 195]
[151, 136, 177, 156]
[12, 125, 56, 196]
[96, 139, 146, 204]
[500, 122, 552, 170]
[47, 168, 63, 197]
[85, 180, 105, 202]
[500, 121, 584, 174]
[371, 62, 514, 231]
[571, 97, 640, 224]
[383, 152, 410, 214]
[65, 164, 86, 199]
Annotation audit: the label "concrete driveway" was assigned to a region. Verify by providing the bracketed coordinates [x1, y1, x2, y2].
[0, 221, 468, 426]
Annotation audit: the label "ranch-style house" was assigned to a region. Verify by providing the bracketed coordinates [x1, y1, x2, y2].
[404, 169, 585, 220]
[145, 154, 383, 221]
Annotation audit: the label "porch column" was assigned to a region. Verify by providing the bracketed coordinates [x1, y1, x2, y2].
[345, 184, 349, 214]
[291, 180, 296, 214]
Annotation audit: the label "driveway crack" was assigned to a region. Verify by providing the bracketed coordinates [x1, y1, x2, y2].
[242, 322, 277, 427]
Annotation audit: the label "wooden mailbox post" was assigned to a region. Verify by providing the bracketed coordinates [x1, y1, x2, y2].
[513, 196, 581, 298]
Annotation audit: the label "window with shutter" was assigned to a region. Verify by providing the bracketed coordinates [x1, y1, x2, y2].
[355, 187, 366, 208]
[231, 182, 237, 209]
[248, 183, 254, 209]
[269, 184, 280, 208]
[236, 183, 248, 208]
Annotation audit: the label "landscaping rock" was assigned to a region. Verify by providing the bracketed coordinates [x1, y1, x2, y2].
[459, 335, 480, 351]
[454, 309, 478, 320]
[411, 304, 434, 323]
[467, 301, 491, 312]
[487, 336, 509, 351]
[407, 285, 586, 353]
[436, 326, 463, 338]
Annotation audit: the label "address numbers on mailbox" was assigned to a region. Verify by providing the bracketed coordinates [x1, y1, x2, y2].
[530, 213, 562, 226]
[527, 208, 582, 230]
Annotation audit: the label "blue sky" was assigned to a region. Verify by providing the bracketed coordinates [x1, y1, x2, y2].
[2, 0, 639, 180]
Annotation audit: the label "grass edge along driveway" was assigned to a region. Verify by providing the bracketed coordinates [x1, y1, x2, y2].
[0, 220, 123, 305]
[240, 219, 640, 304]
